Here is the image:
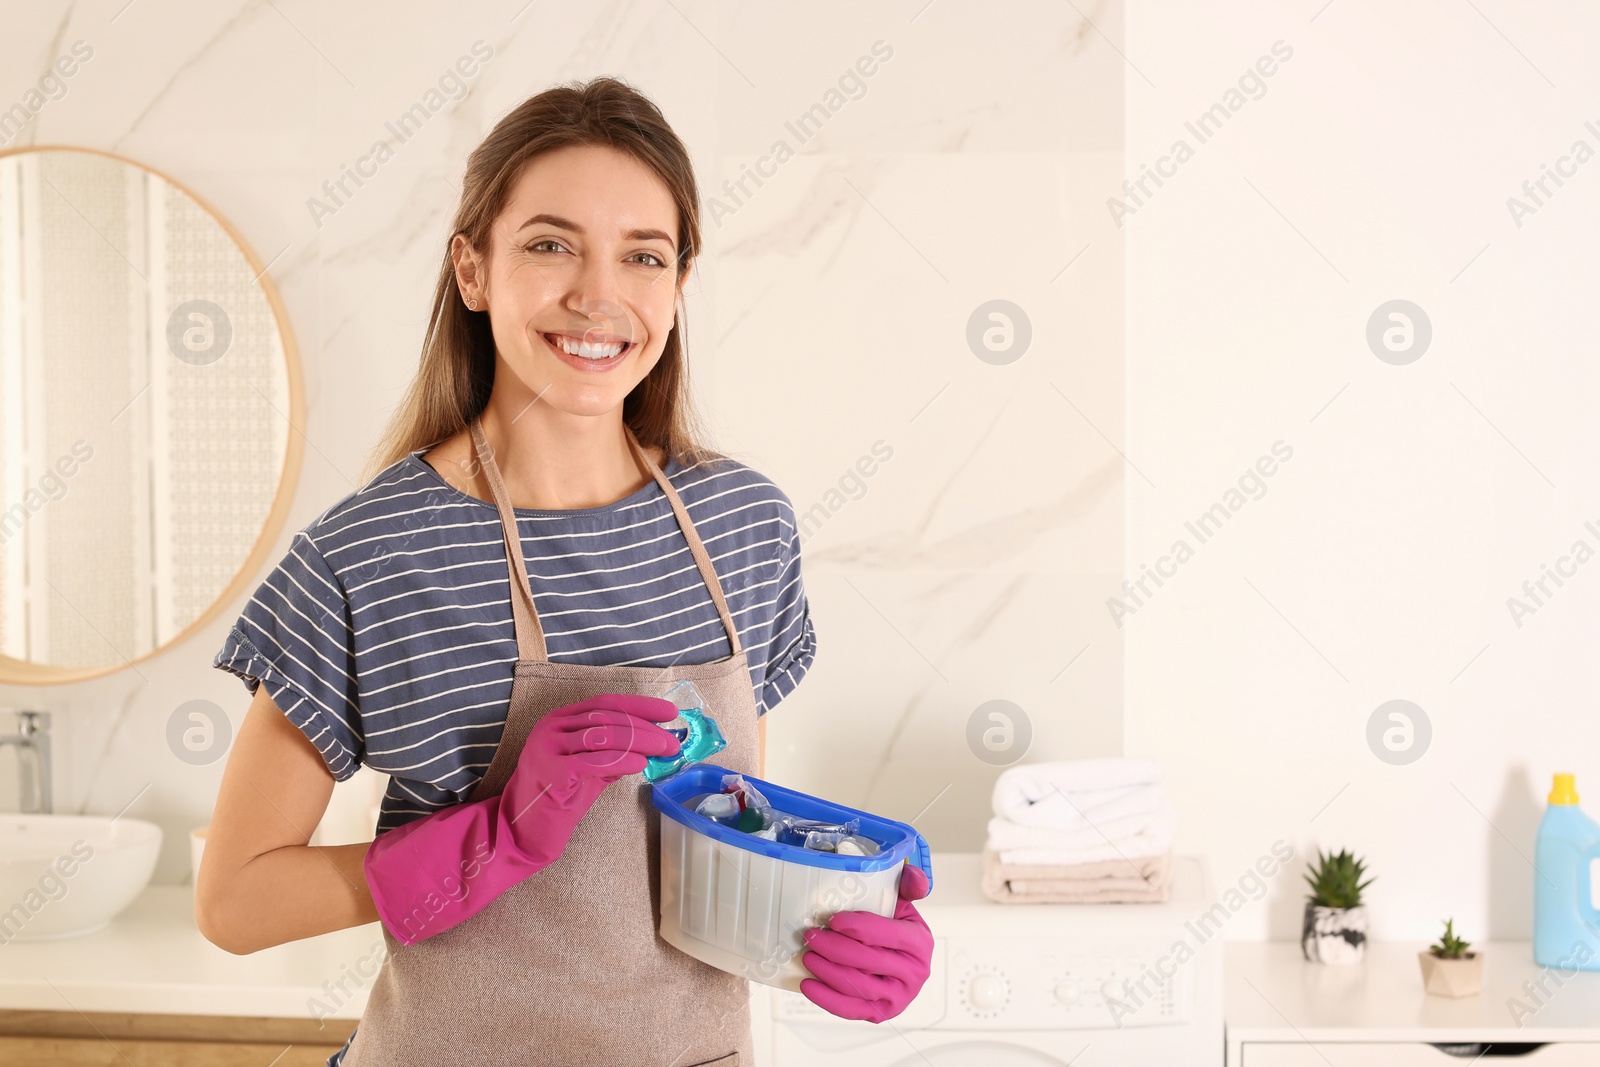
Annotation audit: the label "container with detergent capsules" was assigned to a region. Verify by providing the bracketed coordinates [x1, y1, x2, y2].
[1534, 772, 1600, 970]
[651, 763, 933, 992]
[643, 679, 726, 783]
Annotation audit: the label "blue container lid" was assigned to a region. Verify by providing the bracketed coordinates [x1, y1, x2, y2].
[651, 764, 932, 890]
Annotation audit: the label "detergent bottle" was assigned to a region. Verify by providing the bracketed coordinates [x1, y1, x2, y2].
[1533, 772, 1600, 970]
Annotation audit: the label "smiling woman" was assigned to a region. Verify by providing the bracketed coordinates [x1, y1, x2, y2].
[455, 148, 682, 411]
[408, 138, 698, 511]
[198, 76, 845, 1067]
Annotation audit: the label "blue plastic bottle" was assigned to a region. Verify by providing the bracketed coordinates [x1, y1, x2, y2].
[1533, 773, 1600, 970]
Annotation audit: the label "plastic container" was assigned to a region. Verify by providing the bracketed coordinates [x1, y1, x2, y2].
[1533, 772, 1600, 970]
[651, 764, 932, 991]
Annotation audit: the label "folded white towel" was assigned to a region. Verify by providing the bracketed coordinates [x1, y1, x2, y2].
[992, 758, 1165, 828]
[985, 799, 1176, 865]
[1005, 781, 1167, 830]
[986, 803, 1175, 851]
[996, 838, 1171, 867]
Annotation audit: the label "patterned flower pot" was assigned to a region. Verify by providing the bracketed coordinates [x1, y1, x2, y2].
[1301, 903, 1367, 964]
[1418, 950, 1483, 997]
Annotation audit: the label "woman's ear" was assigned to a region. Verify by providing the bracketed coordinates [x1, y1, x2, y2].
[452, 233, 486, 307]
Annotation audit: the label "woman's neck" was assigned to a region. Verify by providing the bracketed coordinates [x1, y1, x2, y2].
[476, 393, 658, 511]
[422, 391, 665, 512]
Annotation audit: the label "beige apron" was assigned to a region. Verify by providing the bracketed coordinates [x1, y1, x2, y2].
[341, 415, 759, 1067]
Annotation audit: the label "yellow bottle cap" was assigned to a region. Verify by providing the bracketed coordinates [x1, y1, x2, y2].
[1549, 773, 1579, 805]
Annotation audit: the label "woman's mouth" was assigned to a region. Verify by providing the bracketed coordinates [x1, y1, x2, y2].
[540, 331, 635, 371]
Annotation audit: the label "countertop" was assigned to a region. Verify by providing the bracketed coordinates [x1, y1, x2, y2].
[0, 884, 380, 1020]
[1227, 940, 1600, 1042]
[16, 878, 1594, 1050]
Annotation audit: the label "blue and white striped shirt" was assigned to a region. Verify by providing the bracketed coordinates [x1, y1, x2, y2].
[212, 445, 815, 835]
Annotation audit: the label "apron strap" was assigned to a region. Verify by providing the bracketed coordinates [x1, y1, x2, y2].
[468, 417, 547, 661]
[623, 425, 746, 660]
[467, 414, 744, 663]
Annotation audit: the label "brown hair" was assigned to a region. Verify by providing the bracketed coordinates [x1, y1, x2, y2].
[360, 76, 726, 485]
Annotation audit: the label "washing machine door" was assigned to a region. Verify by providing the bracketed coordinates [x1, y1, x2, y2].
[887, 1042, 1075, 1066]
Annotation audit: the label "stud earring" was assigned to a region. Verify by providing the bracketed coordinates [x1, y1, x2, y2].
[466, 295, 477, 310]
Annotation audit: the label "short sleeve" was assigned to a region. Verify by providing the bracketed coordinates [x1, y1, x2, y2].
[213, 530, 363, 781]
[759, 493, 816, 717]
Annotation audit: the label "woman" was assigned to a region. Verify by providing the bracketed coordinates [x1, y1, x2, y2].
[196, 76, 932, 1066]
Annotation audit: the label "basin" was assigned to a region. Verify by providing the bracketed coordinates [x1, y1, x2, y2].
[0, 815, 162, 941]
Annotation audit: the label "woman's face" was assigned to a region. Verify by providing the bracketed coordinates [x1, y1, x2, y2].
[457, 142, 686, 418]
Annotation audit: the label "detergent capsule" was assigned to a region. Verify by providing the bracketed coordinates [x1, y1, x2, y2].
[694, 792, 741, 820]
[800, 827, 880, 855]
[773, 816, 862, 850]
[643, 695, 727, 783]
[803, 829, 846, 853]
[835, 835, 880, 857]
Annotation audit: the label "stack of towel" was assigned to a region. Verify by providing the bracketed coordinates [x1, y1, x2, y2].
[980, 757, 1176, 904]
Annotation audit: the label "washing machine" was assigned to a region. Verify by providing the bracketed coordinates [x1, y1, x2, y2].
[752, 851, 1223, 1066]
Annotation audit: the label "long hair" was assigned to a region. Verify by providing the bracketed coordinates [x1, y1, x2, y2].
[360, 76, 725, 485]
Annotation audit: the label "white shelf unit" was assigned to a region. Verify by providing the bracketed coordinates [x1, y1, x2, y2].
[1227, 941, 1600, 1065]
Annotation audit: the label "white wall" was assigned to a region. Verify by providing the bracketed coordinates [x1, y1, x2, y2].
[1125, 0, 1600, 940]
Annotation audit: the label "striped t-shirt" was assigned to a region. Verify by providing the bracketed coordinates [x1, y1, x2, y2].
[212, 443, 815, 835]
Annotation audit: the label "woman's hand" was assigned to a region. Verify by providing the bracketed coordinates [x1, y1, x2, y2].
[798, 863, 933, 1023]
[499, 692, 681, 861]
[363, 693, 680, 945]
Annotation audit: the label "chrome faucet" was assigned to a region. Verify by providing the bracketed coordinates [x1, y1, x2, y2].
[0, 711, 52, 814]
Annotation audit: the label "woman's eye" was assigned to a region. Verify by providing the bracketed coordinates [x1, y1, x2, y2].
[522, 241, 665, 267]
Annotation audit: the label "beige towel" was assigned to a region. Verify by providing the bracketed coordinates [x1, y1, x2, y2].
[980, 847, 1174, 904]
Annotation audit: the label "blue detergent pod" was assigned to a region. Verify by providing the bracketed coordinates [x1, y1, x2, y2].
[643, 681, 727, 782]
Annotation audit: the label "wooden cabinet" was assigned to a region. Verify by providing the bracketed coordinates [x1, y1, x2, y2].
[0, 1008, 354, 1067]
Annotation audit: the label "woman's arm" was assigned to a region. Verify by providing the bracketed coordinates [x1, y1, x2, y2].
[194, 685, 378, 954]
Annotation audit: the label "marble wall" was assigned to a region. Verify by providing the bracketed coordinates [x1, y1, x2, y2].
[0, 1, 1123, 883]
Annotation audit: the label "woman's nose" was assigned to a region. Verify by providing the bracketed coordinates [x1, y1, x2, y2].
[565, 297, 631, 343]
[569, 253, 625, 313]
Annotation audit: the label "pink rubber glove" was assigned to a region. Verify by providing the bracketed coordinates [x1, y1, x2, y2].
[799, 862, 933, 1022]
[362, 693, 680, 945]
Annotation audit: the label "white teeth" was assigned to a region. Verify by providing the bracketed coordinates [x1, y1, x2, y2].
[549, 334, 625, 360]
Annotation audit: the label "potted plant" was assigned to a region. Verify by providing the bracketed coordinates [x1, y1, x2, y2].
[1418, 918, 1483, 997]
[1301, 848, 1374, 964]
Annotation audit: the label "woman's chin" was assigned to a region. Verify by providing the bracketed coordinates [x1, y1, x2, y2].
[510, 364, 644, 413]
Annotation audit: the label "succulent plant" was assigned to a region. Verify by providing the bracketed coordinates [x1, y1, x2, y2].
[1429, 917, 1472, 959]
[1303, 848, 1374, 909]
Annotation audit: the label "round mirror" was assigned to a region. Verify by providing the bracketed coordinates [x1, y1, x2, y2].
[0, 146, 303, 684]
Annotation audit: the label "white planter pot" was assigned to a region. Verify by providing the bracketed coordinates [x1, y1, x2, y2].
[1302, 903, 1367, 964]
[1418, 950, 1483, 996]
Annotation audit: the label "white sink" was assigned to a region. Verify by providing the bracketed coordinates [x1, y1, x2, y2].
[0, 815, 162, 941]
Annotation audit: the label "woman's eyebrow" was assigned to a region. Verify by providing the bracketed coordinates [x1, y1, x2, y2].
[516, 212, 674, 248]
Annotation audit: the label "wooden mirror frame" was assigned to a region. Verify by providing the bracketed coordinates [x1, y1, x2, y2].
[0, 145, 305, 686]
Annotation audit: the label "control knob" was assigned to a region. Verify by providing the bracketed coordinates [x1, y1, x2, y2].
[966, 973, 1006, 1011]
